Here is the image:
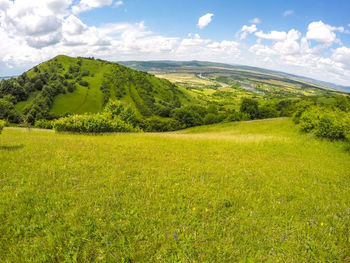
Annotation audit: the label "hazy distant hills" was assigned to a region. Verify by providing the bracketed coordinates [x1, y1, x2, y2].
[119, 60, 350, 93]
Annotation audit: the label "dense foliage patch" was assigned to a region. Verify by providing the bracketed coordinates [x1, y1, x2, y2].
[0, 120, 5, 134]
[53, 114, 139, 133]
[297, 106, 350, 141]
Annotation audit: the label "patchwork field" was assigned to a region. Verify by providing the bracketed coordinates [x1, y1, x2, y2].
[0, 118, 349, 262]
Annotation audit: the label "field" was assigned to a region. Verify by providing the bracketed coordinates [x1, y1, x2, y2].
[0, 118, 349, 262]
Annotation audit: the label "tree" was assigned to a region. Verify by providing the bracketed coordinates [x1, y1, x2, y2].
[240, 98, 259, 119]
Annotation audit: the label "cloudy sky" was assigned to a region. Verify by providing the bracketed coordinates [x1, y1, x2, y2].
[0, 0, 349, 85]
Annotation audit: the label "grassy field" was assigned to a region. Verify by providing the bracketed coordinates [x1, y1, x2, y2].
[0, 118, 349, 262]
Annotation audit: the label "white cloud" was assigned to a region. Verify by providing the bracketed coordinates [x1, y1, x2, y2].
[239, 24, 257, 40]
[0, 1, 349, 86]
[249, 18, 261, 24]
[306, 21, 344, 43]
[255, 30, 287, 41]
[197, 13, 214, 29]
[332, 46, 350, 67]
[114, 0, 123, 7]
[283, 10, 294, 17]
[72, 0, 113, 14]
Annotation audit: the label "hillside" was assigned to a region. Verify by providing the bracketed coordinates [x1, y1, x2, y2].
[0, 55, 190, 123]
[1, 56, 349, 132]
[1, 118, 349, 261]
[119, 60, 350, 93]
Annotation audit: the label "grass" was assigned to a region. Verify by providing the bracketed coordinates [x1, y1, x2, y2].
[0, 118, 349, 262]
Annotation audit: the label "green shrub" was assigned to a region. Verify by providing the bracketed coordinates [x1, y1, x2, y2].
[142, 117, 181, 132]
[0, 120, 5, 134]
[53, 114, 140, 133]
[35, 119, 53, 129]
[103, 100, 138, 127]
[299, 106, 350, 141]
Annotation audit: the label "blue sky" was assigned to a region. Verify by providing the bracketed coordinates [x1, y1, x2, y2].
[0, 0, 349, 85]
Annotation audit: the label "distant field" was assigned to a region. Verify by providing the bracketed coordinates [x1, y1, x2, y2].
[155, 73, 215, 86]
[0, 118, 349, 262]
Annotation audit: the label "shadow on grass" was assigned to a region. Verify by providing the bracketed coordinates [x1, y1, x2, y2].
[0, 144, 24, 151]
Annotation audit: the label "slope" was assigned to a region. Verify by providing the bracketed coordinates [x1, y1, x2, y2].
[1, 55, 191, 123]
[0, 118, 349, 261]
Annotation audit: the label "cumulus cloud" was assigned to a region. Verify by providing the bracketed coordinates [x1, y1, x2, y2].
[197, 13, 214, 29]
[72, 0, 113, 14]
[239, 24, 257, 40]
[0, 2, 349, 86]
[249, 18, 261, 24]
[332, 46, 350, 67]
[255, 30, 287, 41]
[306, 21, 344, 43]
[283, 10, 294, 17]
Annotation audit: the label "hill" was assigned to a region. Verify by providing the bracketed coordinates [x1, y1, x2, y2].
[1, 118, 349, 261]
[119, 60, 350, 93]
[0, 56, 348, 131]
[0, 55, 190, 123]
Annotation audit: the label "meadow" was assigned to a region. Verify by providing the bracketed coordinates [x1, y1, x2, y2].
[0, 118, 349, 262]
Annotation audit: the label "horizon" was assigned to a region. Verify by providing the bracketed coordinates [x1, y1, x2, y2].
[0, 0, 349, 85]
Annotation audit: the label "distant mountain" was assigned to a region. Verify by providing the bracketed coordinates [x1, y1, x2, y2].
[119, 60, 350, 93]
[0, 76, 16, 80]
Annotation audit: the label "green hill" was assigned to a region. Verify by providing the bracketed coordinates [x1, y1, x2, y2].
[0, 55, 193, 123]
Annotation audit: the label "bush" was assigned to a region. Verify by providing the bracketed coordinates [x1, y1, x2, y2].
[0, 120, 5, 134]
[79, 80, 89, 87]
[299, 106, 350, 141]
[35, 119, 53, 129]
[142, 117, 181, 132]
[103, 100, 138, 127]
[53, 114, 140, 133]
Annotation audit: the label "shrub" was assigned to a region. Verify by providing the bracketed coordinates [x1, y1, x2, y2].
[53, 114, 140, 133]
[79, 80, 89, 87]
[103, 100, 138, 127]
[142, 117, 181, 132]
[299, 106, 350, 141]
[0, 120, 5, 134]
[35, 119, 53, 129]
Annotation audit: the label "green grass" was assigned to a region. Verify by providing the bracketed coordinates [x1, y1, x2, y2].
[0, 118, 349, 262]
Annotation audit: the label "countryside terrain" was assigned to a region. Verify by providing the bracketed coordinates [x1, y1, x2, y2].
[1, 118, 350, 261]
[0, 55, 348, 131]
[0, 55, 350, 262]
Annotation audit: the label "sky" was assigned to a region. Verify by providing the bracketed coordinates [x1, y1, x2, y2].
[0, 0, 349, 86]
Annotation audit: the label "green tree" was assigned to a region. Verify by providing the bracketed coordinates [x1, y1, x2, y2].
[240, 98, 259, 119]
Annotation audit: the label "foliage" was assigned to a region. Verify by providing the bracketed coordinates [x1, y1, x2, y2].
[103, 100, 138, 127]
[0, 98, 20, 122]
[35, 119, 53, 129]
[0, 120, 5, 134]
[141, 116, 181, 132]
[240, 98, 259, 119]
[53, 113, 140, 133]
[298, 106, 350, 141]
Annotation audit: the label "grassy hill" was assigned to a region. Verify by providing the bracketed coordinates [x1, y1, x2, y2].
[1, 118, 349, 261]
[1, 55, 192, 122]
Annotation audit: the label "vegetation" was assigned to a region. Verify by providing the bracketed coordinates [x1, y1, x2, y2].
[0, 118, 349, 261]
[53, 113, 139, 133]
[0, 120, 5, 134]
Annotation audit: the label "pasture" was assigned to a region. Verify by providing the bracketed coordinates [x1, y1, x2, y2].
[0, 118, 349, 262]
